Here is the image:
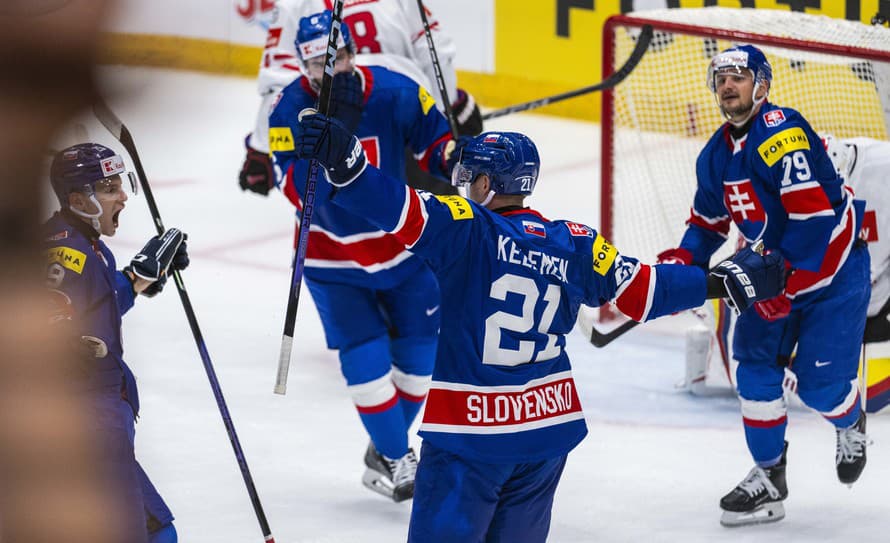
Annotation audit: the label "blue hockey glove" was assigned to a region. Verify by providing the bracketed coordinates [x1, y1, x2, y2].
[125, 228, 187, 283]
[294, 110, 367, 187]
[139, 234, 189, 298]
[710, 246, 785, 314]
[329, 72, 364, 132]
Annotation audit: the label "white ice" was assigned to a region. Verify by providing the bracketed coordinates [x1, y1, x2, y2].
[57, 66, 890, 542]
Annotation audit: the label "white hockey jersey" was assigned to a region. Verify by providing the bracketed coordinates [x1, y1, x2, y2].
[842, 137, 890, 317]
[249, 0, 458, 152]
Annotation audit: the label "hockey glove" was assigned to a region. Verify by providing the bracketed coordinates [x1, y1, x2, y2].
[139, 235, 189, 298]
[452, 89, 483, 136]
[754, 293, 792, 322]
[329, 71, 364, 132]
[294, 110, 367, 187]
[656, 247, 693, 266]
[238, 135, 275, 196]
[710, 246, 785, 314]
[126, 228, 187, 283]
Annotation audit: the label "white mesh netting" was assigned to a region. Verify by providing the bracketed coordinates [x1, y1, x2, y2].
[603, 7, 890, 266]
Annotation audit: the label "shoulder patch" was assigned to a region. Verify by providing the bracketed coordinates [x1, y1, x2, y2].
[591, 234, 617, 277]
[269, 127, 295, 152]
[762, 109, 786, 128]
[418, 86, 436, 116]
[46, 230, 68, 241]
[565, 222, 594, 237]
[47, 246, 87, 274]
[757, 126, 810, 167]
[434, 195, 473, 220]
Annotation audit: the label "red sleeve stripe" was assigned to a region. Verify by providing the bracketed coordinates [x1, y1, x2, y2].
[786, 203, 856, 298]
[780, 181, 834, 220]
[686, 208, 730, 238]
[303, 226, 414, 271]
[415, 133, 451, 173]
[391, 186, 428, 248]
[613, 263, 654, 322]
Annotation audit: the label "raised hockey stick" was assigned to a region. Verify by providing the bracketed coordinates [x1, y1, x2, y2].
[93, 100, 277, 543]
[415, 0, 458, 138]
[481, 25, 653, 121]
[274, 0, 345, 395]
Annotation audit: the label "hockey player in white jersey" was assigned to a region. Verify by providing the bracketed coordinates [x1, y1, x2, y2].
[824, 135, 890, 345]
[239, 0, 482, 195]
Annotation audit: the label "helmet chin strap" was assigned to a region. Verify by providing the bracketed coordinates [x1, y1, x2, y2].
[720, 80, 767, 127]
[69, 193, 103, 232]
[478, 190, 496, 207]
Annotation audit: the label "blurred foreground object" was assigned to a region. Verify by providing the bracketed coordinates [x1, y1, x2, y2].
[0, 1, 132, 542]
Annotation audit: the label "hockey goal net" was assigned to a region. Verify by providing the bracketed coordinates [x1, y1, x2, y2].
[601, 8, 890, 275]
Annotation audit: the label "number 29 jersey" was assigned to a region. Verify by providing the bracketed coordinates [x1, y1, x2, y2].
[329, 168, 710, 464]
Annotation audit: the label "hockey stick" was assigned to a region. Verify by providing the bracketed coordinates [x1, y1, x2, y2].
[93, 100, 277, 543]
[415, 0, 458, 138]
[481, 25, 653, 121]
[274, 0, 345, 395]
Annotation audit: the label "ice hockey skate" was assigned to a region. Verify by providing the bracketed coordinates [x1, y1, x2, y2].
[362, 442, 418, 503]
[720, 442, 788, 527]
[836, 411, 870, 486]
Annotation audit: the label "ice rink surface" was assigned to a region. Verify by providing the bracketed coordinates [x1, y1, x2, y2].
[55, 66, 890, 542]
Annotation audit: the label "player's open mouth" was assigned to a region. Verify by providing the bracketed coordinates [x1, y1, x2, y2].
[113, 209, 122, 227]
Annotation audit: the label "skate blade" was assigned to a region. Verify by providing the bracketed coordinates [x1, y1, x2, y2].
[362, 468, 395, 500]
[720, 501, 785, 527]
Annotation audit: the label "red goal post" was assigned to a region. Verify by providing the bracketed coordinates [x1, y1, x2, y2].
[600, 8, 890, 320]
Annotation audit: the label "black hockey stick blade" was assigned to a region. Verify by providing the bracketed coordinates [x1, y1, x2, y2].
[589, 319, 640, 348]
[481, 24, 653, 121]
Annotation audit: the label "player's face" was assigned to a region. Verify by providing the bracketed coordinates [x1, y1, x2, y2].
[714, 69, 756, 122]
[467, 174, 491, 205]
[304, 48, 355, 88]
[92, 176, 128, 236]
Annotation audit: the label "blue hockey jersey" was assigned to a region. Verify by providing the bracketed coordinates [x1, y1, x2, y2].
[269, 64, 451, 289]
[44, 211, 140, 415]
[326, 166, 711, 463]
[681, 103, 864, 303]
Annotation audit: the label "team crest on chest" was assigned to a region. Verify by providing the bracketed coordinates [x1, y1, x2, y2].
[723, 179, 765, 225]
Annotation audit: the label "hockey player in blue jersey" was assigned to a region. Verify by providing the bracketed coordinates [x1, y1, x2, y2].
[268, 10, 464, 502]
[287, 110, 787, 541]
[657, 45, 872, 526]
[45, 143, 189, 543]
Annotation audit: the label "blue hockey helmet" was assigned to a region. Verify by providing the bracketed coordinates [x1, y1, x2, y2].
[296, 10, 353, 62]
[451, 132, 540, 196]
[50, 143, 134, 206]
[706, 44, 772, 93]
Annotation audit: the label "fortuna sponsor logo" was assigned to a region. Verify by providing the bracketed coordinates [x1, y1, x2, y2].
[497, 234, 568, 282]
[466, 381, 574, 424]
